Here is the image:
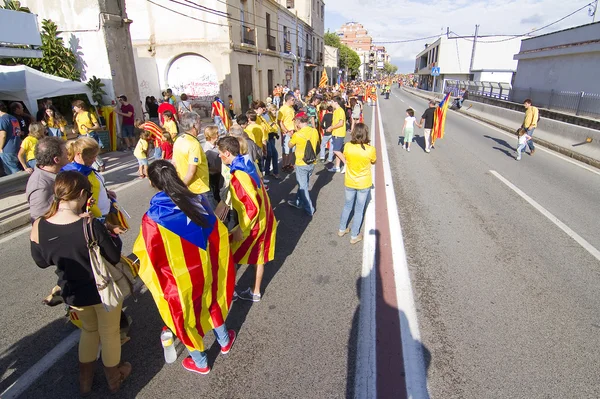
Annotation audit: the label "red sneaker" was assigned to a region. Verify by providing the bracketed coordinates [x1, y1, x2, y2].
[220, 330, 236, 355]
[181, 357, 210, 375]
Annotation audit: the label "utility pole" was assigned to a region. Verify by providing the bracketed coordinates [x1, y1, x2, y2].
[469, 24, 479, 77]
[446, 27, 450, 39]
[593, 0, 598, 22]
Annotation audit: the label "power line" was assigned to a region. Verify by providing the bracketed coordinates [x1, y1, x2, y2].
[147, 0, 229, 27]
[372, 34, 442, 44]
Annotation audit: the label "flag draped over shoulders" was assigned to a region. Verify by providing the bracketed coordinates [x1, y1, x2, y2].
[62, 162, 102, 217]
[139, 121, 163, 145]
[212, 99, 231, 131]
[229, 155, 277, 265]
[432, 92, 451, 145]
[133, 192, 234, 352]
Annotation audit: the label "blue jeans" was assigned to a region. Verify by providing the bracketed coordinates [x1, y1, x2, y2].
[0, 152, 20, 175]
[27, 159, 36, 169]
[154, 146, 162, 159]
[517, 143, 528, 158]
[339, 187, 371, 238]
[214, 116, 227, 136]
[526, 127, 535, 151]
[293, 164, 315, 215]
[265, 136, 279, 175]
[188, 324, 229, 368]
[320, 135, 334, 162]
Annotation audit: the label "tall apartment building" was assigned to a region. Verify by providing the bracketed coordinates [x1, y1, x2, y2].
[336, 22, 372, 52]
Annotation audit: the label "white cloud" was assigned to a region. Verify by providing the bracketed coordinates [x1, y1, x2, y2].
[325, 0, 594, 72]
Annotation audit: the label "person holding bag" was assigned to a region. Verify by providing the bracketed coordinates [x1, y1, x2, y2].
[30, 171, 132, 396]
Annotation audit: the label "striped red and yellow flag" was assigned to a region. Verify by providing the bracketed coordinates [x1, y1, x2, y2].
[212, 99, 232, 131]
[432, 92, 451, 145]
[133, 192, 235, 352]
[319, 69, 328, 88]
[228, 155, 277, 265]
[138, 121, 164, 146]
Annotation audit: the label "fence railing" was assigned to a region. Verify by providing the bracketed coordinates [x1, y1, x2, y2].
[510, 88, 600, 119]
[445, 80, 512, 101]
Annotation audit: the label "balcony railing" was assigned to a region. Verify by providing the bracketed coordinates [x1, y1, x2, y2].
[318, 52, 323, 63]
[242, 26, 255, 45]
[267, 35, 276, 51]
[284, 39, 291, 53]
[305, 48, 312, 60]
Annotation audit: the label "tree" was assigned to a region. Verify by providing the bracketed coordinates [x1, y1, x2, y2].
[324, 31, 361, 78]
[0, 19, 80, 81]
[324, 31, 341, 48]
[383, 62, 398, 76]
[0, 0, 30, 12]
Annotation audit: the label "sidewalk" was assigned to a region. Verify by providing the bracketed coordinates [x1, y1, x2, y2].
[0, 150, 139, 235]
[402, 87, 600, 169]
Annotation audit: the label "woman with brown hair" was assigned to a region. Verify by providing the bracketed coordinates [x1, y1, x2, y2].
[30, 171, 131, 396]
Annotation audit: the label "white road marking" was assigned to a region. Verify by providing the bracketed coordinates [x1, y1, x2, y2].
[376, 99, 429, 398]
[399, 90, 600, 177]
[490, 170, 600, 262]
[354, 107, 378, 399]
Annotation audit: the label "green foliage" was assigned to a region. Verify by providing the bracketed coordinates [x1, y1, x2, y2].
[383, 62, 398, 76]
[0, 19, 80, 81]
[339, 45, 361, 77]
[86, 76, 107, 106]
[324, 31, 341, 48]
[1, 0, 30, 12]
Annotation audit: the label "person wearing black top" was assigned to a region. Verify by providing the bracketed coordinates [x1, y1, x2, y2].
[145, 96, 159, 123]
[419, 100, 436, 153]
[30, 171, 131, 396]
[319, 105, 334, 163]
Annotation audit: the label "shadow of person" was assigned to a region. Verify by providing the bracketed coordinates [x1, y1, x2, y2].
[492, 146, 516, 159]
[484, 135, 515, 151]
[346, 228, 431, 399]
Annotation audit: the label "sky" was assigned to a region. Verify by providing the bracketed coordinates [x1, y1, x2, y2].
[324, 0, 596, 73]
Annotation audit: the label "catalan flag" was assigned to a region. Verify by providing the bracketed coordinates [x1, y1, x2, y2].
[211, 98, 232, 131]
[133, 192, 235, 352]
[319, 69, 328, 88]
[432, 92, 451, 145]
[138, 120, 164, 146]
[228, 155, 277, 265]
[62, 162, 104, 218]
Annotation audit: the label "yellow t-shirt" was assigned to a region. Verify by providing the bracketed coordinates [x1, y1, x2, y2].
[46, 116, 67, 140]
[290, 126, 319, 167]
[75, 111, 98, 135]
[173, 133, 210, 194]
[277, 104, 295, 132]
[257, 114, 278, 134]
[21, 136, 38, 162]
[229, 99, 234, 110]
[332, 107, 346, 137]
[343, 142, 377, 190]
[133, 138, 148, 159]
[245, 123, 264, 149]
[163, 120, 178, 140]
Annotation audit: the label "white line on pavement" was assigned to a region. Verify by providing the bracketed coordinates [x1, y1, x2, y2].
[376, 100, 429, 398]
[354, 108, 378, 399]
[398, 90, 600, 177]
[490, 170, 600, 262]
[0, 177, 145, 244]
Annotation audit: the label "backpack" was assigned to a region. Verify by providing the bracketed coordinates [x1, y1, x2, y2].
[303, 139, 317, 165]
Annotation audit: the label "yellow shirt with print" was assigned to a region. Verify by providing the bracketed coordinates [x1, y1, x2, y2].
[277, 104, 295, 132]
[244, 123, 264, 149]
[257, 114, 278, 134]
[21, 136, 38, 162]
[290, 126, 319, 167]
[343, 142, 377, 190]
[173, 133, 210, 194]
[133, 138, 148, 159]
[163, 119, 178, 140]
[332, 107, 346, 138]
[75, 111, 98, 135]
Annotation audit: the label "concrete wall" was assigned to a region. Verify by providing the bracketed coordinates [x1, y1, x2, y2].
[473, 71, 513, 83]
[471, 39, 521, 72]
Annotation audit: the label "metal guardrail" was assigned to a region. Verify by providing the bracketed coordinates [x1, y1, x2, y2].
[446, 80, 512, 101]
[510, 88, 600, 119]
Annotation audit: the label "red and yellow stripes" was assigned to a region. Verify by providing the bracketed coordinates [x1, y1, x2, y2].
[229, 170, 277, 265]
[139, 121, 164, 146]
[133, 215, 234, 352]
[213, 101, 232, 131]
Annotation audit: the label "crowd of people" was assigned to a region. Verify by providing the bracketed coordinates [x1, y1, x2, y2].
[22, 79, 385, 396]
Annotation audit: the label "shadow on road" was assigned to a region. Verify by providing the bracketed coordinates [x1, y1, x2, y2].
[484, 135, 515, 151]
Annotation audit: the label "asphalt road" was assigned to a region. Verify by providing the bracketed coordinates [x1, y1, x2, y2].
[381, 88, 600, 398]
[0, 144, 366, 397]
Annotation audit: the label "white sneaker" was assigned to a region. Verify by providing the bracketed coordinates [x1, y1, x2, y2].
[425, 149, 431, 153]
[407, 147, 411, 152]
[340, 165, 346, 174]
[263, 178, 270, 183]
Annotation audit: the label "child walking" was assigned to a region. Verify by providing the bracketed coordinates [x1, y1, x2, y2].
[401, 108, 417, 152]
[134, 131, 150, 178]
[160, 132, 174, 160]
[516, 127, 531, 161]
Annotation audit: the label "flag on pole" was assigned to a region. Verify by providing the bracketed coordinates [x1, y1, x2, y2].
[133, 192, 235, 352]
[319, 69, 328, 88]
[432, 92, 451, 145]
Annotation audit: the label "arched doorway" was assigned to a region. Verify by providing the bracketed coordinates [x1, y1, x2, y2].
[166, 53, 219, 100]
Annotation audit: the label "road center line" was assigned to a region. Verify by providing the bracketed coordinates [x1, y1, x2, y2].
[376, 99, 429, 397]
[490, 170, 600, 262]
[354, 106, 378, 399]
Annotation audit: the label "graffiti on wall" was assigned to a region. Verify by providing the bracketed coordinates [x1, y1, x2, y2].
[167, 54, 219, 99]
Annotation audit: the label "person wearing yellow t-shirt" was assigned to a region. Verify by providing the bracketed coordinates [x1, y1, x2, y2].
[72, 100, 100, 137]
[133, 131, 150, 178]
[18, 122, 45, 173]
[162, 110, 178, 141]
[337, 123, 376, 244]
[277, 92, 296, 172]
[253, 100, 280, 178]
[327, 96, 347, 173]
[172, 112, 213, 208]
[244, 110, 265, 151]
[42, 106, 68, 140]
[287, 112, 319, 216]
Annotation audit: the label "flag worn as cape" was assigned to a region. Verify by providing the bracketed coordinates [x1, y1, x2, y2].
[133, 192, 234, 352]
[319, 69, 328, 88]
[139, 121, 164, 146]
[212, 99, 231, 131]
[228, 155, 277, 265]
[62, 162, 103, 218]
[432, 92, 451, 145]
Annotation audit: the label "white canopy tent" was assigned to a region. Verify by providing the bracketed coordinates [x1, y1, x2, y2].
[0, 65, 93, 115]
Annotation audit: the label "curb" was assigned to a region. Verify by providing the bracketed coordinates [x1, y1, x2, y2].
[0, 172, 29, 195]
[401, 88, 600, 170]
[0, 213, 30, 236]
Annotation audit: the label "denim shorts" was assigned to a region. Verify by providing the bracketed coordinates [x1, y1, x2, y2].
[137, 158, 148, 166]
[122, 124, 135, 138]
[283, 134, 292, 155]
[332, 136, 345, 152]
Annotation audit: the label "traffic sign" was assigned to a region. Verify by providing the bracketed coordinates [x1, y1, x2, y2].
[431, 67, 440, 77]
